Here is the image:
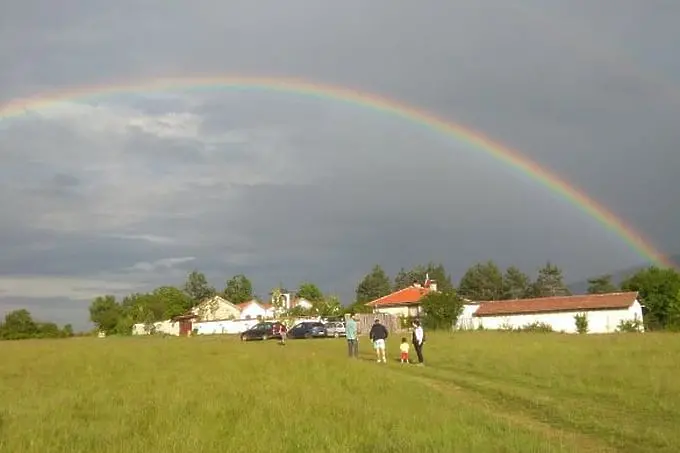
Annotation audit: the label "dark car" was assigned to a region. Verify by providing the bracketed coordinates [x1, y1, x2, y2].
[240, 322, 285, 341]
[287, 321, 328, 339]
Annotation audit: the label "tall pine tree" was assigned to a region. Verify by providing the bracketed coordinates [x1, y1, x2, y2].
[529, 262, 570, 297]
[356, 265, 392, 304]
[458, 261, 503, 301]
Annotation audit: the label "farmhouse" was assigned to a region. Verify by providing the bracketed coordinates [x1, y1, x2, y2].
[456, 291, 644, 334]
[236, 300, 275, 320]
[133, 295, 243, 336]
[270, 291, 314, 313]
[366, 279, 438, 317]
[190, 295, 241, 321]
[131, 319, 180, 336]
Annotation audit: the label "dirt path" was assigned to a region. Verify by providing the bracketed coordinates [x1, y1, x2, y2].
[386, 365, 619, 453]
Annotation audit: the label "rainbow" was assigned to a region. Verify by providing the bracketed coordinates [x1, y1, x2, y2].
[0, 75, 674, 269]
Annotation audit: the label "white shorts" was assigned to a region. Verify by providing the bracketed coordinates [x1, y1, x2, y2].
[373, 339, 386, 349]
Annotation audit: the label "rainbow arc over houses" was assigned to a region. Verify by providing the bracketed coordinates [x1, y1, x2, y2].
[0, 75, 674, 268]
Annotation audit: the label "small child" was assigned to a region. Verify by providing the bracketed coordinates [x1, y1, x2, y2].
[399, 337, 410, 363]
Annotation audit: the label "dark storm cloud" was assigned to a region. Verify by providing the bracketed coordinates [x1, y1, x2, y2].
[1, 0, 679, 328]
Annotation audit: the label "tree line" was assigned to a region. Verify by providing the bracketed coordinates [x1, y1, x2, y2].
[349, 261, 680, 331]
[87, 271, 343, 335]
[0, 309, 74, 340]
[2, 260, 680, 340]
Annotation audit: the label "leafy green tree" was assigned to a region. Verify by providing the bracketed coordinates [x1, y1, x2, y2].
[224, 274, 254, 304]
[62, 324, 74, 337]
[270, 286, 287, 315]
[183, 270, 216, 304]
[139, 292, 167, 321]
[296, 282, 324, 303]
[113, 286, 194, 334]
[423, 262, 455, 292]
[0, 309, 38, 339]
[621, 266, 680, 330]
[345, 300, 374, 314]
[37, 322, 61, 338]
[393, 262, 453, 292]
[393, 266, 420, 291]
[529, 262, 570, 297]
[355, 265, 392, 304]
[313, 295, 343, 317]
[0, 310, 75, 340]
[502, 266, 531, 299]
[420, 290, 465, 330]
[587, 274, 617, 294]
[153, 286, 193, 318]
[88, 295, 121, 334]
[288, 305, 312, 317]
[458, 261, 503, 301]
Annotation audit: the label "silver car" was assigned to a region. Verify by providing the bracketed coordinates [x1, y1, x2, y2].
[324, 321, 346, 338]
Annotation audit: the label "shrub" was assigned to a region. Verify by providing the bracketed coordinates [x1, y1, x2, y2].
[420, 290, 465, 330]
[617, 316, 643, 333]
[519, 321, 553, 333]
[398, 315, 417, 330]
[500, 322, 514, 331]
[574, 313, 589, 334]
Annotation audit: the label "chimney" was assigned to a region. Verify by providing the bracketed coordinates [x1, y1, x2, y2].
[412, 280, 421, 288]
[428, 280, 438, 292]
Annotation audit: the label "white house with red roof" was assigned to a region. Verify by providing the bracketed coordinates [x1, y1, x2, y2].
[269, 290, 314, 313]
[236, 300, 275, 320]
[455, 292, 644, 334]
[365, 277, 438, 317]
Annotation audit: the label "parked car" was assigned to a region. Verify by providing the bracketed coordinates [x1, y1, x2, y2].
[240, 322, 285, 341]
[324, 321, 346, 338]
[287, 321, 328, 339]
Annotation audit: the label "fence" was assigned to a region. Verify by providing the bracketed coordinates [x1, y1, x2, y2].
[344, 313, 400, 336]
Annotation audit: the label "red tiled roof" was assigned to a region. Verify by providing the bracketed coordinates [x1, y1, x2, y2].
[473, 292, 639, 317]
[366, 286, 432, 307]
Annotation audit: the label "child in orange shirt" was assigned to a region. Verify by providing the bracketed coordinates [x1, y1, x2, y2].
[399, 337, 410, 363]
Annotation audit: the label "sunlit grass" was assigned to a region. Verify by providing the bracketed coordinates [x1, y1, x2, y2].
[1, 331, 678, 452]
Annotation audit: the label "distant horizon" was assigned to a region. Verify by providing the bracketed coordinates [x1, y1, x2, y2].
[3, 253, 677, 332]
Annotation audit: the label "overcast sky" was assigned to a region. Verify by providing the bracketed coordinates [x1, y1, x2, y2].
[1, 0, 679, 328]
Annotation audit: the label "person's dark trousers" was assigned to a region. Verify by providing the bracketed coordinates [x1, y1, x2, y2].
[347, 339, 359, 357]
[414, 342, 424, 363]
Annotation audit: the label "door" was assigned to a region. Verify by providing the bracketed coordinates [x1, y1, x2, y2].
[179, 319, 192, 336]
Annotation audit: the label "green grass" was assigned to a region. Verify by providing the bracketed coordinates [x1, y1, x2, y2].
[1, 332, 678, 453]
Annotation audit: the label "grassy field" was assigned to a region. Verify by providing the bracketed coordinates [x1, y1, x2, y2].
[1, 331, 678, 453]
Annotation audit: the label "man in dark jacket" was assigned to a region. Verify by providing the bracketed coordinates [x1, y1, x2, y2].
[369, 318, 389, 363]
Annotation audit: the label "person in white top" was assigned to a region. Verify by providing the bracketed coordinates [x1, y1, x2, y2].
[411, 319, 425, 366]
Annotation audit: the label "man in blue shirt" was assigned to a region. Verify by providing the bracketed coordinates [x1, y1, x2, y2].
[345, 313, 359, 358]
